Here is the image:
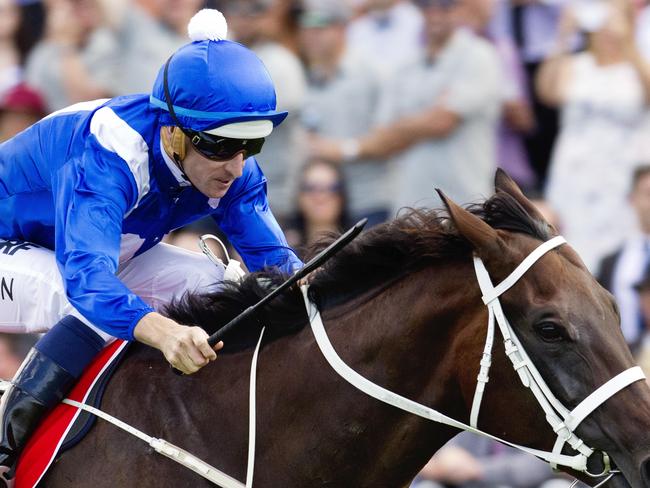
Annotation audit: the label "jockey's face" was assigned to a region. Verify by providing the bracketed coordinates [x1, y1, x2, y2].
[182, 141, 246, 198]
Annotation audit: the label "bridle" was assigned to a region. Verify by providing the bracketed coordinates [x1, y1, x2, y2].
[302, 235, 646, 486]
[39, 235, 645, 488]
[470, 235, 645, 483]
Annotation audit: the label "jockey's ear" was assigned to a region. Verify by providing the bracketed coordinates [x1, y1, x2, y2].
[494, 169, 549, 225]
[436, 189, 504, 259]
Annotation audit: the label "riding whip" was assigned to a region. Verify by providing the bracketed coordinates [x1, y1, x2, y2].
[206, 218, 367, 347]
[172, 218, 367, 375]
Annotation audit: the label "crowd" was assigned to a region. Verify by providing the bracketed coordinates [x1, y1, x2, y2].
[3, 0, 650, 486]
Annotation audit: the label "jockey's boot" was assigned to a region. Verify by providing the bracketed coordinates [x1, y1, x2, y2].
[0, 316, 104, 478]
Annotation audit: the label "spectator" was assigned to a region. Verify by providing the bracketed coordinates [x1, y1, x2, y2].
[488, 0, 568, 188]
[637, 0, 650, 61]
[109, 0, 203, 95]
[24, 0, 120, 111]
[309, 0, 502, 212]
[0, 334, 38, 380]
[526, 189, 562, 230]
[0, 82, 46, 142]
[14, 0, 46, 67]
[0, 0, 21, 96]
[632, 267, 650, 379]
[633, 0, 650, 162]
[539, 0, 650, 270]
[464, 0, 536, 190]
[265, 0, 304, 55]
[346, 0, 425, 80]
[597, 165, 650, 348]
[226, 0, 307, 224]
[411, 431, 558, 488]
[299, 0, 390, 226]
[284, 159, 349, 256]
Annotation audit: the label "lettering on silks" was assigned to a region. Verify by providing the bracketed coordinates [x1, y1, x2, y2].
[0, 240, 39, 256]
[0, 277, 13, 301]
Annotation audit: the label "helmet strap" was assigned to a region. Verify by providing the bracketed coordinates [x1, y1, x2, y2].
[160, 56, 201, 190]
[163, 56, 193, 140]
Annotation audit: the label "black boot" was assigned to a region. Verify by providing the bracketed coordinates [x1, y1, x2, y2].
[0, 315, 104, 478]
[0, 348, 75, 470]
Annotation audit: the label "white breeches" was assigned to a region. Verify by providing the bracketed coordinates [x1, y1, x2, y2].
[0, 240, 225, 342]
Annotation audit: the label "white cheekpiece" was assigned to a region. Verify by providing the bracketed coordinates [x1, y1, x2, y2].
[300, 234, 646, 483]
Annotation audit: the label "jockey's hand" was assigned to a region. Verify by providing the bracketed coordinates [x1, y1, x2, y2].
[133, 312, 224, 374]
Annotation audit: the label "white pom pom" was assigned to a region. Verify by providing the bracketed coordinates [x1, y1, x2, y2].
[187, 9, 228, 42]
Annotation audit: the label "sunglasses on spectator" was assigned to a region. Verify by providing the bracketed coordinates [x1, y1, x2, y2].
[415, 0, 457, 8]
[186, 130, 265, 161]
[300, 182, 342, 194]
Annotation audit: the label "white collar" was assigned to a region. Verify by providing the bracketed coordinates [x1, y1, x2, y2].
[159, 139, 191, 187]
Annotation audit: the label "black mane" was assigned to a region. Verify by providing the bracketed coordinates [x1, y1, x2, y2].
[164, 192, 552, 352]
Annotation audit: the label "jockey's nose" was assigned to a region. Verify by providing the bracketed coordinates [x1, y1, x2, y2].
[224, 153, 245, 179]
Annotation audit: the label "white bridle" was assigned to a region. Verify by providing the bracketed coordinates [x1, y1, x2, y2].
[470, 235, 645, 477]
[301, 235, 645, 484]
[26, 235, 644, 488]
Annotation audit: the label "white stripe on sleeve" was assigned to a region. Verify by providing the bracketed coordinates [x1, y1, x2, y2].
[89, 107, 151, 211]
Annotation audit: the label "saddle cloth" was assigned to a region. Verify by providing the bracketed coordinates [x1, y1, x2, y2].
[14, 340, 129, 488]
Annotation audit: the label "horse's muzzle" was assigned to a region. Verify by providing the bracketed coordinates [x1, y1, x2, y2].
[639, 456, 650, 487]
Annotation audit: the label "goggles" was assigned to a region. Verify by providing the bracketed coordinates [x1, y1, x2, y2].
[185, 130, 265, 161]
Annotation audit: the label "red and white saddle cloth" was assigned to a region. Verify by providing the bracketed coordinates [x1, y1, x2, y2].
[14, 340, 129, 488]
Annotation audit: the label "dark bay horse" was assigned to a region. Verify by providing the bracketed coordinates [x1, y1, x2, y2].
[42, 172, 650, 487]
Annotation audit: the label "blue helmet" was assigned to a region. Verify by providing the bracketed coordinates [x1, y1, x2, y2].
[150, 10, 287, 138]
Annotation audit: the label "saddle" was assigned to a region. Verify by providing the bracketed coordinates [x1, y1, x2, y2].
[14, 340, 129, 488]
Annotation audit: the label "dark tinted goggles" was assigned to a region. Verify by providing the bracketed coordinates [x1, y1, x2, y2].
[186, 130, 265, 161]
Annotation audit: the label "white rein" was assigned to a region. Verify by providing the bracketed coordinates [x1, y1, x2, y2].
[27, 235, 643, 487]
[301, 235, 645, 484]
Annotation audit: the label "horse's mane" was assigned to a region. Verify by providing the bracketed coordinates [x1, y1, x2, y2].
[164, 192, 552, 352]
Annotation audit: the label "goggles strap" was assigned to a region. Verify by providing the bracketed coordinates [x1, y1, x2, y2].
[163, 56, 192, 139]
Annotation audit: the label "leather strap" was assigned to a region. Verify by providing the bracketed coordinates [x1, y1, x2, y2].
[301, 286, 592, 472]
[6, 326, 268, 488]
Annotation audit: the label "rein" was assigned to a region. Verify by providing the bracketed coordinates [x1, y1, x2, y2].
[301, 235, 645, 485]
[470, 236, 643, 476]
[29, 235, 643, 487]
[6, 327, 267, 488]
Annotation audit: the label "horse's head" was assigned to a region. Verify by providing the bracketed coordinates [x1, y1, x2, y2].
[439, 170, 650, 487]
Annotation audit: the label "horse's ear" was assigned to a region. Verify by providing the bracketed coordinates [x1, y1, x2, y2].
[436, 189, 502, 255]
[494, 169, 546, 223]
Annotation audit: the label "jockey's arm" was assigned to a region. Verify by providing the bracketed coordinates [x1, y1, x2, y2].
[212, 157, 303, 274]
[54, 139, 217, 374]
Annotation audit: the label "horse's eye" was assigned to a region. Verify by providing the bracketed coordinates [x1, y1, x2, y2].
[535, 321, 564, 342]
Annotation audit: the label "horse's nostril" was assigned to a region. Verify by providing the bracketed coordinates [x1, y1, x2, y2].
[641, 457, 650, 485]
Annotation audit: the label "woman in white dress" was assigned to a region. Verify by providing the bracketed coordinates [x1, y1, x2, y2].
[538, 0, 650, 271]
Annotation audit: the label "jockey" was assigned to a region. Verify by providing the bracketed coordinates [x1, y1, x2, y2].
[0, 9, 302, 478]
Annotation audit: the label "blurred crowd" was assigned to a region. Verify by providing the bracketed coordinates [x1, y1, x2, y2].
[5, 0, 650, 486]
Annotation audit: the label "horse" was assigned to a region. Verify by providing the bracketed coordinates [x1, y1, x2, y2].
[40, 171, 650, 487]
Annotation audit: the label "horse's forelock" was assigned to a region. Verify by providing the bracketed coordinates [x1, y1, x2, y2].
[470, 193, 552, 243]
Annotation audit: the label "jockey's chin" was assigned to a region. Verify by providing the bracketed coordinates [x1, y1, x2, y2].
[183, 149, 245, 199]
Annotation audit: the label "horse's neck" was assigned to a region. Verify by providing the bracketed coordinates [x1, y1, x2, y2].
[270, 263, 484, 486]
[103, 263, 484, 487]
